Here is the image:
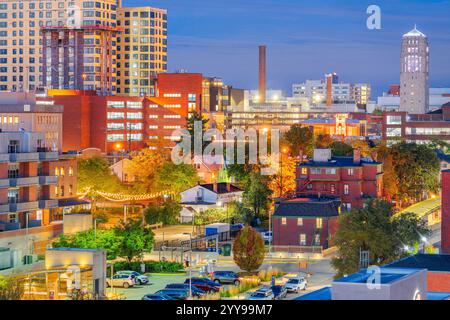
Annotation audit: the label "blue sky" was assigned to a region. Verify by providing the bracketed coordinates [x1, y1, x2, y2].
[124, 0, 450, 97]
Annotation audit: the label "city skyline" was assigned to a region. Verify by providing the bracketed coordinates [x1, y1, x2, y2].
[125, 0, 450, 97]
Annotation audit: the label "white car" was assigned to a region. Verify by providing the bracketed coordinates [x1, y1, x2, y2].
[248, 287, 275, 300]
[116, 271, 149, 285]
[106, 274, 135, 288]
[284, 277, 307, 293]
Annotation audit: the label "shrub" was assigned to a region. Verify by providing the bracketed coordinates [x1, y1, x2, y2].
[219, 277, 260, 298]
[258, 268, 285, 282]
[111, 260, 184, 274]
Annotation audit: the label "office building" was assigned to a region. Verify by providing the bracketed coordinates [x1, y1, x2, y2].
[382, 104, 450, 145]
[400, 26, 429, 114]
[116, 6, 168, 96]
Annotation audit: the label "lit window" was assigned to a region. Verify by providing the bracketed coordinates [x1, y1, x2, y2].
[316, 218, 323, 229]
[301, 168, 307, 175]
[281, 217, 287, 225]
[297, 218, 303, 226]
[69, 166, 73, 176]
[344, 184, 349, 195]
[299, 234, 306, 246]
[55, 167, 59, 176]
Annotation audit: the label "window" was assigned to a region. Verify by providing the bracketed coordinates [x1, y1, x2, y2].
[386, 115, 402, 125]
[314, 234, 321, 246]
[325, 168, 336, 175]
[316, 218, 323, 229]
[107, 112, 125, 120]
[107, 101, 125, 108]
[281, 217, 287, 225]
[55, 167, 59, 176]
[297, 218, 303, 226]
[299, 234, 306, 246]
[69, 166, 74, 176]
[54, 186, 59, 197]
[348, 168, 354, 176]
[311, 168, 321, 174]
[301, 167, 307, 175]
[60, 167, 65, 176]
[344, 184, 349, 195]
[386, 127, 402, 137]
[330, 184, 336, 194]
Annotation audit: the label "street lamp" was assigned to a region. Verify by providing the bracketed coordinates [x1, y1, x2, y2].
[183, 232, 193, 299]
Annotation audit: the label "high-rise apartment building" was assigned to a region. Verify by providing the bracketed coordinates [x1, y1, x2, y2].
[0, 0, 119, 94]
[400, 26, 429, 114]
[116, 6, 168, 96]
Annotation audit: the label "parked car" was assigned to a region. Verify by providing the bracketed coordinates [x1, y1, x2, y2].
[248, 287, 275, 300]
[154, 289, 189, 300]
[185, 278, 221, 292]
[116, 271, 149, 285]
[212, 271, 242, 285]
[106, 274, 135, 288]
[165, 284, 206, 297]
[142, 294, 174, 300]
[261, 231, 273, 243]
[285, 277, 307, 293]
[271, 285, 288, 300]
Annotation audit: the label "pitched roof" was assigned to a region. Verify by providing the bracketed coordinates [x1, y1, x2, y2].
[273, 197, 341, 218]
[385, 254, 450, 272]
[403, 26, 426, 37]
[200, 183, 242, 194]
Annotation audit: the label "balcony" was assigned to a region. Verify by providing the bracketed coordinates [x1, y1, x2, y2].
[39, 176, 58, 185]
[0, 204, 10, 214]
[0, 179, 9, 189]
[0, 222, 20, 232]
[39, 152, 59, 161]
[39, 199, 59, 209]
[9, 177, 40, 188]
[0, 154, 10, 163]
[9, 201, 39, 212]
[9, 153, 39, 162]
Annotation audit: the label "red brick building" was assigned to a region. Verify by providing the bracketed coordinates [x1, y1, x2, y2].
[37, 73, 208, 153]
[272, 197, 340, 249]
[442, 169, 450, 254]
[296, 149, 383, 211]
[382, 105, 450, 145]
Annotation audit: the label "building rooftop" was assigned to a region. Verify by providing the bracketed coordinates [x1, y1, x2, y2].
[301, 156, 381, 168]
[385, 254, 450, 272]
[335, 270, 409, 284]
[403, 26, 426, 38]
[273, 197, 341, 218]
[295, 287, 331, 300]
[200, 183, 242, 194]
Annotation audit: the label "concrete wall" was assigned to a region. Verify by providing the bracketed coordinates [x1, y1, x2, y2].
[63, 214, 93, 235]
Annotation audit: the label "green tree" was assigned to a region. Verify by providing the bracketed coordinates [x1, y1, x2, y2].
[330, 141, 353, 156]
[114, 219, 155, 264]
[331, 200, 430, 278]
[233, 226, 266, 273]
[283, 125, 314, 158]
[243, 172, 273, 219]
[144, 201, 182, 225]
[77, 157, 121, 195]
[186, 111, 209, 154]
[52, 229, 121, 260]
[153, 162, 199, 195]
[390, 142, 440, 203]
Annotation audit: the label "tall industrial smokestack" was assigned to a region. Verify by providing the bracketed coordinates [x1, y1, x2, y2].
[258, 45, 266, 103]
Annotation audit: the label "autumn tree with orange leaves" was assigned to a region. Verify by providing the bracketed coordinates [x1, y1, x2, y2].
[232, 226, 265, 273]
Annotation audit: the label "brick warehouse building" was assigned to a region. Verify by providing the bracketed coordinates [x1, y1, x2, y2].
[442, 169, 450, 254]
[37, 73, 234, 153]
[296, 149, 383, 211]
[272, 197, 341, 249]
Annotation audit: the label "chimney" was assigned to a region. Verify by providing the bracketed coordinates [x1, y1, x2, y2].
[353, 149, 361, 164]
[326, 73, 333, 107]
[213, 182, 218, 193]
[442, 170, 450, 254]
[258, 45, 266, 103]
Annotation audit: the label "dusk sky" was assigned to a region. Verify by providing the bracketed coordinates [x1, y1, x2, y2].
[124, 0, 450, 97]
